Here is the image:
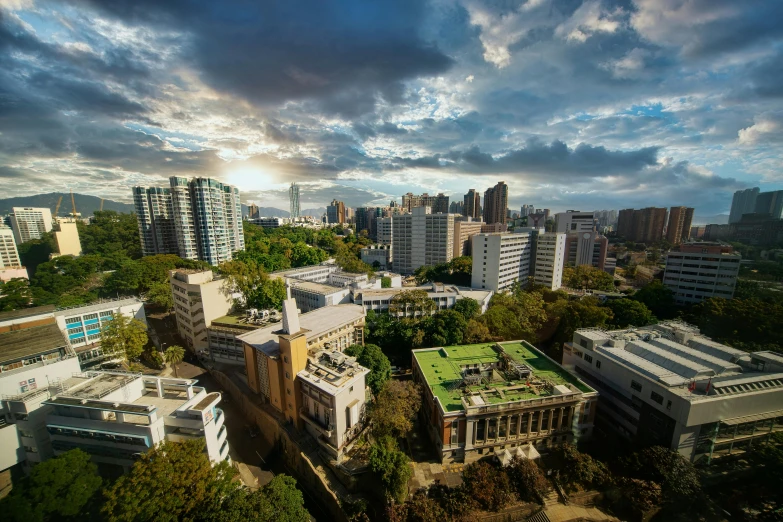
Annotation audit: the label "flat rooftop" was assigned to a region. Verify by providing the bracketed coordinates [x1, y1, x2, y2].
[414, 341, 593, 413]
[54, 297, 142, 317]
[299, 350, 369, 394]
[291, 280, 346, 295]
[0, 305, 56, 323]
[0, 323, 67, 363]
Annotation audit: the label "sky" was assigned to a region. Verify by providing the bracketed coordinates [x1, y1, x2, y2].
[0, 0, 781, 216]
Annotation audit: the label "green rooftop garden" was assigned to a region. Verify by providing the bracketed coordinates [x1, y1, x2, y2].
[413, 341, 594, 412]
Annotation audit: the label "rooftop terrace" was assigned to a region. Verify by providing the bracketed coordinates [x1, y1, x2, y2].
[414, 341, 594, 413]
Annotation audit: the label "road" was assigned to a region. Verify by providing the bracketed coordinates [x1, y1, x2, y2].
[174, 355, 329, 520]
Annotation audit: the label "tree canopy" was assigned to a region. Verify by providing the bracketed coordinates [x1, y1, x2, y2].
[562, 265, 615, 292]
[100, 313, 149, 361]
[605, 298, 656, 328]
[370, 380, 422, 439]
[370, 436, 413, 504]
[345, 343, 391, 396]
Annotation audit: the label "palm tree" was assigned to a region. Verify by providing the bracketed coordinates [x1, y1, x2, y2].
[164, 345, 186, 378]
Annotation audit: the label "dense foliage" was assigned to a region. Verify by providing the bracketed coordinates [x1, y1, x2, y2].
[413, 256, 473, 286]
[369, 436, 413, 504]
[345, 343, 391, 396]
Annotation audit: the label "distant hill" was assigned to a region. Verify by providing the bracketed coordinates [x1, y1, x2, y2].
[243, 206, 326, 218]
[0, 193, 133, 217]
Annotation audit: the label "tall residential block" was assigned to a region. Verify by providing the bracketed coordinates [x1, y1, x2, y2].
[289, 183, 300, 218]
[663, 242, 740, 304]
[617, 209, 635, 238]
[133, 178, 243, 265]
[472, 232, 534, 291]
[326, 199, 346, 224]
[563, 322, 783, 464]
[666, 206, 695, 245]
[563, 233, 608, 271]
[453, 219, 484, 258]
[754, 190, 783, 219]
[247, 203, 260, 219]
[9, 207, 52, 244]
[449, 201, 464, 215]
[402, 192, 449, 213]
[170, 269, 234, 352]
[376, 217, 393, 245]
[463, 189, 481, 219]
[617, 207, 667, 243]
[0, 226, 22, 269]
[482, 182, 508, 225]
[533, 232, 566, 290]
[392, 207, 455, 274]
[729, 187, 759, 224]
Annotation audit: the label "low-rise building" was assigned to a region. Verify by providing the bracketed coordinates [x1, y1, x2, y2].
[0, 225, 22, 270]
[361, 245, 392, 269]
[663, 242, 741, 304]
[170, 270, 233, 352]
[240, 300, 368, 460]
[563, 232, 608, 271]
[563, 321, 783, 464]
[352, 283, 493, 316]
[269, 264, 339, 283]
[207, 313, 271, 366]
[288, 280, 352, 313]
[248, 217, 287, 228]
[413, 342, 597, 464]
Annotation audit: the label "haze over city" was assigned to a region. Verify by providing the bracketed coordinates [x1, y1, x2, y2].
[1, 0, 782, 214]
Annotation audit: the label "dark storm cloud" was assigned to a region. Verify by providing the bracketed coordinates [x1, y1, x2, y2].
[70, 0, 454, 116]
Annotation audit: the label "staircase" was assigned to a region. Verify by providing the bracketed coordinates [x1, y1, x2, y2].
[542, 489, 560, 507]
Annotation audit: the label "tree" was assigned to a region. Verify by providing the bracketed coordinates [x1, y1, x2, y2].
[461, 462, 513, 511]
[424, 310, 468, 347]
[389, 289, 436, 317]
[146, 281, 174, 310]
[562, 265, 615, 292]
[78, 211, 142, 260]
[370, 380, 422, 439]
[345, 343, 391, 396]
[16, 232, 56, 277]
[0, 278, 33, 311]
[605, 298, 656, 328]
[453, 298, 480, 321]
[464, 318, 492, 343]
[0, 448, 102, 522]
[621, 446, 701, 503]
[102, 440, 237, 522]
[369, 436, 412, 504]
[164, 345, 186, 378]
[506, 456, 549, 503]
[687, 297, 783, 352]
[631, 280, 677, 319]
[220, 260, 287, 311]
[100, 313, 149, 361]
[547, 296, 612, 349]
[550, 443, 609, 491]
[618, 478, 662, 514]
[381, 276, 392, 288]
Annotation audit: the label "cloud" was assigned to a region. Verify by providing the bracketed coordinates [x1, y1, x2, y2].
[737, 114, 783, 145]
[554, 1, 623, 43]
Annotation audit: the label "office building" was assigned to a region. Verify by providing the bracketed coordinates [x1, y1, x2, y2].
[533, 233, 566, 290]
[170, 269, 234, 352]
[353, 283, 493, 317]
[289, 183, 300, 218]
[326, 200, 346, 224]
[361, 245, 393, 269]
[392, 207, 456, 274]
[482, 222, 508, 233]
[563, 233, 608, 271]
[376, 217, 393, 245]
[666, 207, 695, 245]
[729, 188, 760, 224]
[616, 207, 667, 243]
[593, 210, 617, 229]
[133, 178, 244, 265]
[754, 190, 783, 219]
[563, 322, 783, 464]
[414, 341, 597, 464]
[9, 207, 53, 244]
[464, 190, 482, 219]
[402, 193, 449, 214]
[0, 226, 22, 269]
[453, 219, 485, 257]
[248, 217, 286, 228]
[53, 219, 82, 257]
[241, 301, 368, 460]
[663, 242, 741, 304]
[288, 281, 352, 313]
[355, 207, 381, 237]
[483, 182, 509, 225]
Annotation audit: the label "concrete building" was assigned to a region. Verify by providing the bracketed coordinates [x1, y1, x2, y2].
[269, 264, 339, 283]
[616, 209, 635, 239]
[533, 233, 566, 290]
[376, 217, 393, 245]
[361, 245, 392, 269]
[483, 182, 509, 225]
[563, 322, 783, 464]
[413, 341, 598, 464]
[453, 220, 484, 258]
[53, 220, 82, 257]
[207, 314, 269, 366]
[464, 189, 481, 220]
[666, 207, 695, 245]
[289, 183, 300, 218]
[729, 188, 760, 224]
[240, 301, 368, 460]
[691, 226, 706, 239]
[616, 207, 667, 244]
[134, 178, 244, 265]
[289, 281, 352, 313]
[481, 222, 508, 233]
[663, 242, 741, 305]
[353, 283, 493, 316]
[327, 200, 346, 224]
[472, 232, 534, 291]
[0, 225, 22, 269]
[754, 190, 783, 220]
[170, 270, 233, 352]
[247, 203, 260, 219]
[563, 233, 608, 271]
[555, 211, 595, 235]
[0, 267, 28, 282]
[402, 193, 449, 214]
[9, 207, 53, 244]
[392, 207, 456, 274]
[248, 217, 287, 228]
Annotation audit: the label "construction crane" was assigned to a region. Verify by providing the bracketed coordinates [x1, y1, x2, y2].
[53, 195, 63, 217]
[99, 198, 104, 211]
[70, 190, 77, 218]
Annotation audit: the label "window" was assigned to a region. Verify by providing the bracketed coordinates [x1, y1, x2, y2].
[584, 354, 593, 364]
[631, 380, 643, 392]
[450, 420, 459, 445]
[650, 391, 664, 405]
[285, 372, 291, 380]
[596, 360, 601, 369]
[579, 338, 587, 348]
[666, 400, 672, 411]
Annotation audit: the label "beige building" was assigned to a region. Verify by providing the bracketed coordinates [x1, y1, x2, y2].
[240, 301, 368, 460]
[392, 207, 456, 274]
[169, 270, 233, 351]
[0, 226, 22, 269]
[453, 220, 484, 258]
[534, 232, 566, 290]
[53, 220, 82, 257]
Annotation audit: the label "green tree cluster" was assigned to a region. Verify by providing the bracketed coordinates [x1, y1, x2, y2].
[413, 256, 473, 286]
[100, 313, 149, 362]
[370, 380, 421, 439]
[369, 436, 412, 504]
[562, 265, 616, 291]
[345, 343, 391, 395]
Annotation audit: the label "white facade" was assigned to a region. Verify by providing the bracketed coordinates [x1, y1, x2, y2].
[0, 226, 21, 269]
[289, 281, 352, 313]
[563, 322, 783, 464]
[9, 207, 52, 244]
[663, 246, 741, 304]
[376, 217, 393, 245]
[361, 245, 392, 269]
[353, 283, 493, 316]
[392, 207, 456, 274]
[269, 264, 339, 283]
[170, 270, 234, 351]
[472, 232, 534, 291]
[555, 211, 595, 234]
[132, 186, 178, 256]
[534, 233, 566, 290]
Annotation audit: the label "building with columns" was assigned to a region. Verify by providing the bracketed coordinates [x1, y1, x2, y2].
[413, 341, 597, 464]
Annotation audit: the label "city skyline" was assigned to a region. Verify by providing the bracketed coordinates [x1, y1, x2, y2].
[1, 1, 781, 216]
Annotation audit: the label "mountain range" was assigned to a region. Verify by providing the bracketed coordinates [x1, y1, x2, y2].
[0, 193, 133, 217]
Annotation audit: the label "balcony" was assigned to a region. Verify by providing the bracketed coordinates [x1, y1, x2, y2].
[299, 407, 333, 438]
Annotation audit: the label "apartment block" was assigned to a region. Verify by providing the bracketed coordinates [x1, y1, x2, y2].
[453, 219, 484, 258]
[472, 232, 534, 291]
[616, 207, 667, 243]
[754, 190, 783, 219]
[666, 207, 695, 245]
[9, 207, 53, 244]
[402, 192, 449, 214]
[0, 226, 22, 269]
[392, 207, 455, 274]
[376, 217, 393, 244]
[327, 200, 346, 224]
[533, 233, 566, 290]
[132, 186, 178, 256]
[361, 245, 392, 269]
[729, 188, 760, 224]
[170, 270, 234, 352]
[463, 189, 481, 219]
[563, 321, 783, 464]
[663, 242, 741, 304]
[483, 182, 509, 225]
[414, 341, 597, 464]
[240, 301, 368, 460]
